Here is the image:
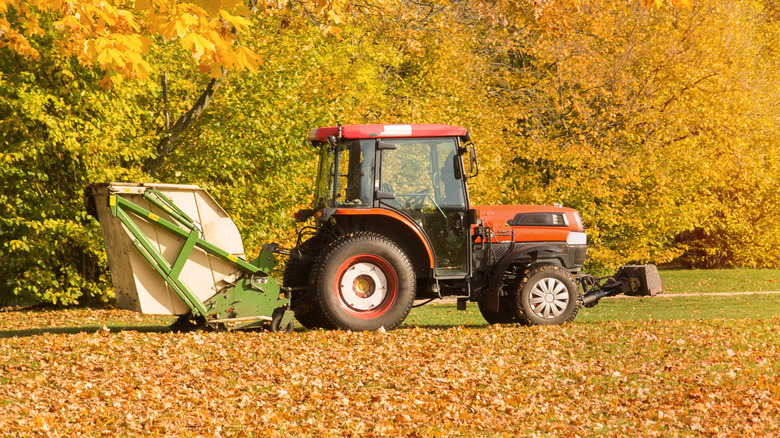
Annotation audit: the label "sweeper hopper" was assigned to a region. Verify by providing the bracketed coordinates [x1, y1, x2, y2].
[85, 182, 294, 332]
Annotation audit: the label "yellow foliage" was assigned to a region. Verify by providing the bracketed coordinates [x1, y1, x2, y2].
[0, 0, 351, 86]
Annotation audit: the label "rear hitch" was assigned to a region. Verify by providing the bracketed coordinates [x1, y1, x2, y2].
[577, 264, 663, 307]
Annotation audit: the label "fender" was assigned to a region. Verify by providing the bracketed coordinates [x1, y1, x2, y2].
[483, 244, 565, 312]
[331, 208, 435, 269]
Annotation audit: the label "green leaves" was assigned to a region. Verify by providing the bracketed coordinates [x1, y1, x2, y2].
[0, 31, 154, 306]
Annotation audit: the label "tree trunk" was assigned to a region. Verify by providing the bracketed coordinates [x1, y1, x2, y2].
[143, 68, 227, 176]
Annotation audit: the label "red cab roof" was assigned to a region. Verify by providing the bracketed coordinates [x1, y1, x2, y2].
[308, 124, 468, 142]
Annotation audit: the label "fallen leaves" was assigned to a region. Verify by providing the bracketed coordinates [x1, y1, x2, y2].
[0, 309, 778, 436]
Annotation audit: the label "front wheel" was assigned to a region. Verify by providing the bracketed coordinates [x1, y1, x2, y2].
[269, 312, 295, 334]
[312, 232, 416, 331]
[478, 291, 519, 325]
[515, 264, 581, 325]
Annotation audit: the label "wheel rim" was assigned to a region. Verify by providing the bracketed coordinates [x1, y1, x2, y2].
[334, 255, 398, 319]
[528, 277, 570, 319]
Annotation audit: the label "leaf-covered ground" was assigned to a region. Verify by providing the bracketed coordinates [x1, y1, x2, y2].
[1, 309, 778, 436]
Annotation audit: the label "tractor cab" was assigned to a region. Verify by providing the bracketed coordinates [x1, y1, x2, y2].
[301, 124, 477, 280]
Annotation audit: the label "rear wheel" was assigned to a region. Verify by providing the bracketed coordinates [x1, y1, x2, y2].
[515, 264, 581, 325]
[313, 232, 415, 331]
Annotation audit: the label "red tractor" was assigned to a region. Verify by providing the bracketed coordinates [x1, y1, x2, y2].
[285, 124, 662, 331]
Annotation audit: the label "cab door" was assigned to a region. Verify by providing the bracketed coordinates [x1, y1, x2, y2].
[378, 138, 469, 277]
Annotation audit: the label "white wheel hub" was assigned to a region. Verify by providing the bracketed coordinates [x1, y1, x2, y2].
[339, 262, 388, 311]
[528, 277, 569, 318]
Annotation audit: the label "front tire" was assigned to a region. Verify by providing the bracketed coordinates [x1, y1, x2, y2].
[312, 232, 415, 331]
[269, 312, 295, 334]
[515, 264, 581, 325]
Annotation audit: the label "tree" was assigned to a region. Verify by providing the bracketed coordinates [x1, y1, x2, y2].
[465, 0, 780, 268]
[0, 0, 349, 306]
[1, 0, 261, 84]
[2, 0, 779, 307]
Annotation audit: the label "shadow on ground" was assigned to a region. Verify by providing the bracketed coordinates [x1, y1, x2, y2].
[0, 325, 174, 338]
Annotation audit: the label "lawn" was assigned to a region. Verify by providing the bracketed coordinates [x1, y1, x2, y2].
[659, 268, 780, 294]
[0, 269, 778, 436]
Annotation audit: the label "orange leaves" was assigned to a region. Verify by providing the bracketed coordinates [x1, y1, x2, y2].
[1, 0, 358, 87]
[235, 46, 261, 72]
[0, 311, 779, 435]
[129, 1, 258, 82]
[0, 24, 41, 59]
[85, 34, 153, 87]
[642, 0, 693, 8]
[1, 0, 258, 87]
[218, 9, 252, 28]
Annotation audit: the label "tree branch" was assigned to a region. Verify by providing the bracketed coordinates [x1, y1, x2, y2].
[143, 68, 227, 176]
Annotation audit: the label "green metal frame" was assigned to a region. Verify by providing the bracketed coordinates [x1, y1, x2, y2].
[108, 189, 292, 330]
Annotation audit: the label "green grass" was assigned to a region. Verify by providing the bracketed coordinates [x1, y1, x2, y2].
[9, 294, 778, 335]
[579, 294, 780, 322]
[402, 293, 780, 328]
[659, 268, 780, 294]
[1, 269, 778, 336]
[398, 268, 780, 328]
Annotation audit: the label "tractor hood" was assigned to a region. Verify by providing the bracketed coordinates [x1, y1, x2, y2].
[474, 205, 586, 244]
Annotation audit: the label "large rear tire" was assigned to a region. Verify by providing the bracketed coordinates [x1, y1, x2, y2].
[312, 232, 415, 331]
[515, 264, 581, 325]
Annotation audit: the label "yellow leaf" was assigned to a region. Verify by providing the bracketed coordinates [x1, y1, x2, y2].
[95, 48, 110, 66]
[236, 46, 261, 71]
[193, 0, 221, 17]
[106, 48, 127, 68]
[117, 10, 140, 32]
[180, 33, 215, 58]
[181, 12, 199, 28]
[134, 0, 152, 11]
[218, 10, 251, 29]
[207, 30, 230, 52]
[53, 15, 82, 31]
[326, 9, 345, 25]
[210, 62, 224, 79]
[161, 17, 191, 39]
[323, 25, 342, 40]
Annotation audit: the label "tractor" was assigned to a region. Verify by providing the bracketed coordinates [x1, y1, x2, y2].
[283, 124, 660, 331]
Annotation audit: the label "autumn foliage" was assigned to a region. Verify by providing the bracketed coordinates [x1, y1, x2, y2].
[0, 309, 779, 435]
[1, 0, 780, 305]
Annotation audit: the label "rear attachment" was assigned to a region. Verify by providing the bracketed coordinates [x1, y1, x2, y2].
[578, 264, 664, 306]
[85, 182, 294, 332]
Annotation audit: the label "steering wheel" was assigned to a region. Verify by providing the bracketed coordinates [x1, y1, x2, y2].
[402, 188, 431, 207]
